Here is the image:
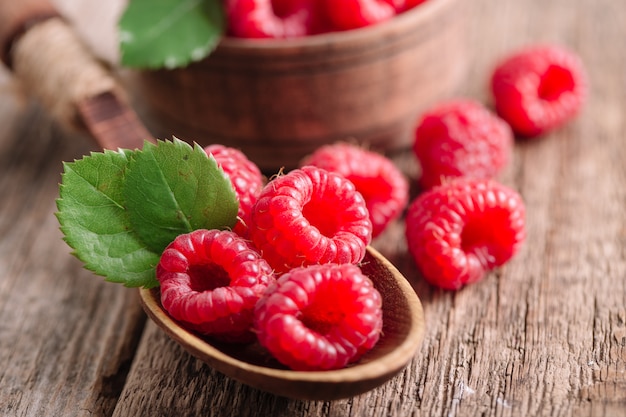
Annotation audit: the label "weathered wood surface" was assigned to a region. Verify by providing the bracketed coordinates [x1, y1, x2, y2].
[1, 0, 625, 416]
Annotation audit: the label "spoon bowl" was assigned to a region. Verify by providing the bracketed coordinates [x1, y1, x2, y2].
[138, 246, 425, 400]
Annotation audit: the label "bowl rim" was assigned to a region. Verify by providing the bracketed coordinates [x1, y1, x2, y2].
[216, 0, 457, 52]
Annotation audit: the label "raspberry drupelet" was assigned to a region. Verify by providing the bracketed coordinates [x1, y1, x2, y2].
[157, 229, 275, 342]
[249, 165, 373, 274]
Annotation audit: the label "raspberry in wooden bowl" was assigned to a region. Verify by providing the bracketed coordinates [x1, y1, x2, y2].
[136, 0, 467, 172]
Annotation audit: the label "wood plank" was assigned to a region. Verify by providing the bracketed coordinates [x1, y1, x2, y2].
[0, 100, 147, 417]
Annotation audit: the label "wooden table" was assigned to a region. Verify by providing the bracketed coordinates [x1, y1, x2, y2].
[1, 0, 625, 416]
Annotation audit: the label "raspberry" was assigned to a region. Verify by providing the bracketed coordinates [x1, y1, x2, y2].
[204, 144, 264, 238]
[301, 143, 409, 238]
[405, 177, 526, 290]
[405, 0, 428, 9]
[413, 99, 513, 190]
[254, 263, 383, 370]
[384, 0, 427, 12]
[157, 229, 275, 342]
[271, 0, 300, 16]
[490, 43, 588, 138]
[271, 0, 332, 34]
[249, 165, 372, 273]
[225, 0, 314, 38]
[324, 0, 396, 31]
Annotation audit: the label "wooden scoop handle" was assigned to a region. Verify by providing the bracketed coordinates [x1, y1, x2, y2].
[0, 0, 153, 151]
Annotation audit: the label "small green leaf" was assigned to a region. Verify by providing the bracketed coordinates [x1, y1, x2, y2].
[124, 138, 238, 254]
[56, 149, 160, 288]
[119, 0, 225, 69]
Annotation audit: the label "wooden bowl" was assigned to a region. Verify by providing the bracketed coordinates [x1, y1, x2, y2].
[136, 0, 467, 172]
[138, 246, 425, 401]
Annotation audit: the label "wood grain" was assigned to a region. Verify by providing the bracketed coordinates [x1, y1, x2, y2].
[77, 91, 154, 150]
[0, 0, 625, 416]
[0, 95, 147, 417]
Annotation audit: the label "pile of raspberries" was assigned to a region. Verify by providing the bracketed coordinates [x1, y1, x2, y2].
[156, 42, 587, 371]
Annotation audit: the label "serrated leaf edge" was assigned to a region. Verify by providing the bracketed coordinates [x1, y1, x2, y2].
[56, 146, 161, 288]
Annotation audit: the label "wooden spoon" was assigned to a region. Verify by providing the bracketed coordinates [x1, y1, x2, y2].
[139, 246, 425, 401]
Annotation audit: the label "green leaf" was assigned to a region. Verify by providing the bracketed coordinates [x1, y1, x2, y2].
[56, 149, 160, 288]
[56, 139, 238, 288]
[123, 138, 238, 254]
[119, 0, 225, 69]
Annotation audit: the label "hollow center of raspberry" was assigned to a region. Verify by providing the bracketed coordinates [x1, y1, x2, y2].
[538, 65, 575, 101]
[461, 208, 515, 269]
[302, 200, 339, 237]
[271, 0, 299, 17]
[188, 264, 231, 292]
[300, 293, 346, 336]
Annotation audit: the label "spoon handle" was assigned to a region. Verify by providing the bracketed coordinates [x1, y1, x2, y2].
[0, 0, 154, 151]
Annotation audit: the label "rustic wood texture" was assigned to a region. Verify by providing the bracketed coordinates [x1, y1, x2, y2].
[0, 0, 625, 416]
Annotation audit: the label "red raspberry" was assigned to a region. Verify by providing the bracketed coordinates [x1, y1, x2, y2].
[204, 144, 264, 238]
[324, 0, 396, 31]
[225, 0, 315, 38]
[405, 0, 428, 9]
[254, 263, 383, 370]
[490, 43, 588, 138]
[384, 0, 427, 12]
[301, 143, 409, 238]
[412, 99, 513, 190]
[271, 0, 300, 16]
[405, 177, 526, 290]
[249, 165, 372, 273]
[157, 229, 275, 342]
[271, 0, 332, 34]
